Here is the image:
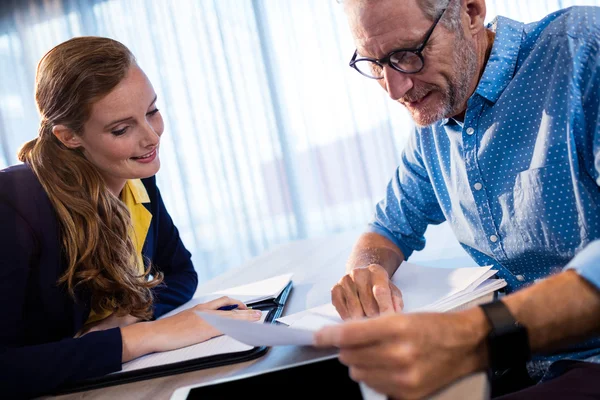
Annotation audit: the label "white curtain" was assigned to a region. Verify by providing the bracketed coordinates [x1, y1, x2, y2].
[0, 0, 597, 281]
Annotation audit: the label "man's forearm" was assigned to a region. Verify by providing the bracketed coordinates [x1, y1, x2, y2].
[503, 270, 600, 352]
[345, 232, 405, 277]
[463, 269, 600, 373]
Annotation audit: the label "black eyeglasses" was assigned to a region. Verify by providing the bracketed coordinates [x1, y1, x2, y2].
[349, 6, 449, 79]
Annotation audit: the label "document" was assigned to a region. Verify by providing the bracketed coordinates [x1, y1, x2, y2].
[197, 311, 315, 347]
[277, 261, 506, 329]
[198, 262, 507, 347]
[211, 273, 293, 304]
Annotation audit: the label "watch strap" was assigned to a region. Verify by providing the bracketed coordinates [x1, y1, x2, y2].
[480, 300, 531, 373]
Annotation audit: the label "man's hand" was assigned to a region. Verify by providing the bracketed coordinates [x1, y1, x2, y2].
[331, 264, 403, 320]
[314, 309, 489, 399]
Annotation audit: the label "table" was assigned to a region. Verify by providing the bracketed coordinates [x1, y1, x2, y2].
[45, 224, 490, 400]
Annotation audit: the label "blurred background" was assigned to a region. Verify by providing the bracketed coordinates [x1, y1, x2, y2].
[0, 0, 598, 282]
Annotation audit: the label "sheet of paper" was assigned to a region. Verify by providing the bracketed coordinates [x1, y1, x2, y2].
[390, 261, 493, 311]
[277, 302, 340, 327]
[277, 263, 504, 329]
[118, 311, 268, 373]
[197, 311, 315, 346]
[212, 272, 293, 304]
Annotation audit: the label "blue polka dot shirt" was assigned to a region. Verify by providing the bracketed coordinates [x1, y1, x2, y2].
[368, 7, 600, 372]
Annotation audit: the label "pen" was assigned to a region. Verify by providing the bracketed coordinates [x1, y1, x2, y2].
[217, 304, 239, 311]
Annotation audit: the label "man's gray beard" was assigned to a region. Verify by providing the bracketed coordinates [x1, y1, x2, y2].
[412, 35, 479, 127]
[446, 35, 479, 118]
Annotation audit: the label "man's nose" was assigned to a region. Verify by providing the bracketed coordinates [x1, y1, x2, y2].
[382, 64, 414, 101]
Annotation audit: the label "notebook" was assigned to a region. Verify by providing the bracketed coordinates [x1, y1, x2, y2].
[54, 273, 294, 395]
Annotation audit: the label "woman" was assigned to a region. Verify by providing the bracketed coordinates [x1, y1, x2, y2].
[0, 36, 261, 398]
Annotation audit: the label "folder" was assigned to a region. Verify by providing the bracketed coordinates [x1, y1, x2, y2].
[53, 275, 293, 395]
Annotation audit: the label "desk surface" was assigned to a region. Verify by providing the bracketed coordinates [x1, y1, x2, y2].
[44, 225, 489, 400]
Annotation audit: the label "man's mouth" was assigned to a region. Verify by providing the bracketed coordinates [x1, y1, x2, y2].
[404, 92, 432, 107]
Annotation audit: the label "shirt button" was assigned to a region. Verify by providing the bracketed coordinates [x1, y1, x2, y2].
[466, 127, 475, 135]
[489, 235, 498, 243]
[516, 275, 525, 282]
[474, 182, 483, 191]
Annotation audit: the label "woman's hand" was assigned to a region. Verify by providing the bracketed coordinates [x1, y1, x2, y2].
[74, 314, 141, 338]
[120, 296, 262, 362]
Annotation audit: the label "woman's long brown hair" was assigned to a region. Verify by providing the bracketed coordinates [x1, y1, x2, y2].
[18, 37, 162, 319]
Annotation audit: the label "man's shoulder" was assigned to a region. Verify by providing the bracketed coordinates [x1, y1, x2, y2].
[528, 6, 600, 41]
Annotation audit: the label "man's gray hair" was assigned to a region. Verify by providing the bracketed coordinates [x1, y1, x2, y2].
[338, 0, 463, 31]
[417, 0, 462, 31]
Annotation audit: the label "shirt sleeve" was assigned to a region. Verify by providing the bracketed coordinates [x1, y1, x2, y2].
[368, 128, 446, 259]
[585, 27, 600, 185]
[568, 28, 600, 291]
[151, 182, 198, 319]
[0, 200, 123, 398]
[564, 240, 600, 291]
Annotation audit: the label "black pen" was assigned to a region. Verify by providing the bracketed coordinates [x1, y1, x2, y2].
[217, 304, 239, 311]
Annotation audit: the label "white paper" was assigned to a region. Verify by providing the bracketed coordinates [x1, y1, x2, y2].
[197, 311, 315, 346]
[212, 272, 293, 304]
[158, 273, 293, 320]
[277, 263, 506, 330]
[390, 261, 493, 311]
[277, 302, 341, 327]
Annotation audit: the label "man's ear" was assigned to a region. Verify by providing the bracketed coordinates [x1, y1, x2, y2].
[52, 125, 83, 149]
[464, 0, 486, 36]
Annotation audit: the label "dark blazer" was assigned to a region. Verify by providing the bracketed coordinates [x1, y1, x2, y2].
[0, 164, 198, 399]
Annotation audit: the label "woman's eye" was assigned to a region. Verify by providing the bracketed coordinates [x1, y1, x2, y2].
[111, 127, 128, 136]
[147, 108, 160, 116]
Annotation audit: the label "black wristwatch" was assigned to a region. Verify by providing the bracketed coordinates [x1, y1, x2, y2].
[479, 300, 531, 375]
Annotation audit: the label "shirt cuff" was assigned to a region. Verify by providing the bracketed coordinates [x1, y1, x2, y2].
[564, 240, 600, 291]
[366, 223, 415, 260]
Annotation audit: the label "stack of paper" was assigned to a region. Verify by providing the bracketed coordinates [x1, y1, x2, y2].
[211, 273, 293, 305]
[277, 261, 506, 329]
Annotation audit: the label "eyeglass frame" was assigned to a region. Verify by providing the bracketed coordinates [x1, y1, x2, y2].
[349, 5, 449, 79]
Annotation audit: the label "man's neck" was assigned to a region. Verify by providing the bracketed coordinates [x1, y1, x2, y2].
[452, 28, 496, 123]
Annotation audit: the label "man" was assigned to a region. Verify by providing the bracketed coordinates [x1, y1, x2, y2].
[313, 0, 600, 398]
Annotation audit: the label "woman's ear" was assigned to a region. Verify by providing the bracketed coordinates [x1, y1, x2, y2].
[52, 125, 83, 149]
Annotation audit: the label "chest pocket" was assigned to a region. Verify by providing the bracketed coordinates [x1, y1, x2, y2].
[513, 162, 588, 258]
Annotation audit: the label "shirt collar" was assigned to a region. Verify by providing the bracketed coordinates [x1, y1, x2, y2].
[475, 16, 525, 104]
[125, 179, 150, 204]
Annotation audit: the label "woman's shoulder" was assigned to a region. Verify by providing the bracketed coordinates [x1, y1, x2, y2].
[0, 163, 51, 217]
[0, 163, 44, 198]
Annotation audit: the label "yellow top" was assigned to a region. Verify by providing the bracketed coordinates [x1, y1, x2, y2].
[85, 179, 153, 325]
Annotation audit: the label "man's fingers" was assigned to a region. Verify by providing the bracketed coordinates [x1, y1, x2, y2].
[372, 284, 394, 315]
[351, 268, 379, 317]
[369, 265, 394, 315]
[331, 284, 351, 320]
[390, 283, 404, 312]
[339, 275, 367, 319]
[314, 315, 401, 347]
[338, 342, 415, 369]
